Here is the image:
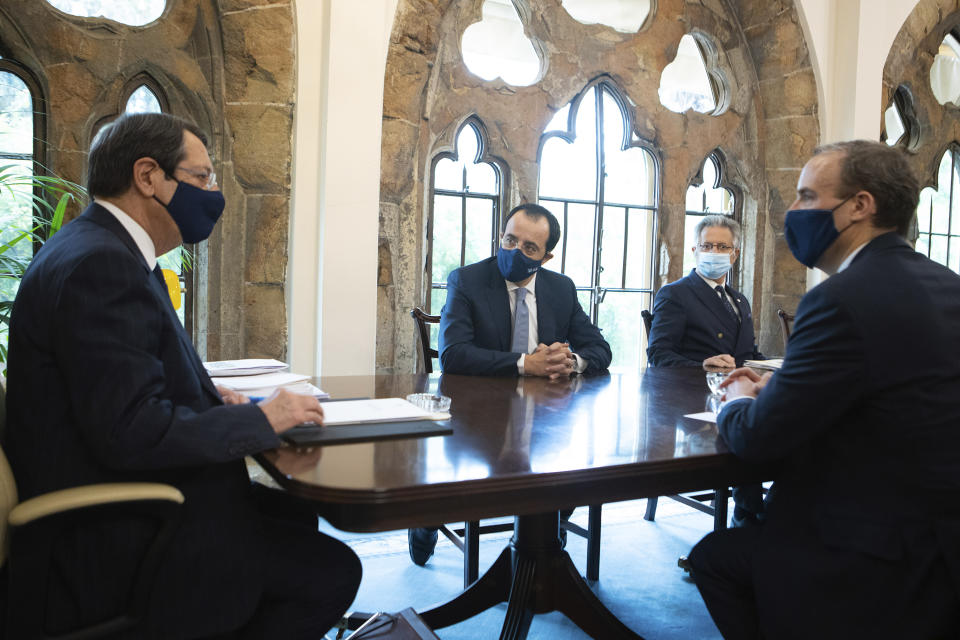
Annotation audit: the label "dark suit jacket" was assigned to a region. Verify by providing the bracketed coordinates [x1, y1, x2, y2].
[438, 257, 611, 376]
[717, 232, 960, 636]
[647, 269, 762, 367]
[4, 204, 280, 638]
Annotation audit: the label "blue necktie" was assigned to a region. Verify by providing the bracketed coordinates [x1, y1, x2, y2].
[511, 287, 529, 354]
[715, 285, 740, 325]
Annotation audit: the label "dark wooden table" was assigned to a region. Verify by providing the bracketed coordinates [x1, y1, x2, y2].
[257, 368, 770, 640]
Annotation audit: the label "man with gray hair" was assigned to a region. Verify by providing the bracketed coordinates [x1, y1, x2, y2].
[647, 215, 764, 369]
[647, 214, 766, 528]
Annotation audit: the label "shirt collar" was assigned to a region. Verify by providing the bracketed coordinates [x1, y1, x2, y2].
[696, 269, 726, 291]
[506, 272, 537, 296]
[837, 242, 868, 273]
[94, 198, 158, 270]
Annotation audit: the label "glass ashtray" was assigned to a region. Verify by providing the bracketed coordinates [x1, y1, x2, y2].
[406, 393, 452, 413]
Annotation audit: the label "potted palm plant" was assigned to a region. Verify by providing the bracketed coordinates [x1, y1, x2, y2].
[0, 163, 86, 366]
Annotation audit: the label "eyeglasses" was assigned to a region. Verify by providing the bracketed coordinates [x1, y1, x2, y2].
[176, 166, 217, 190]
[697, 242, 735, 253]
[501, 235, 542, 258]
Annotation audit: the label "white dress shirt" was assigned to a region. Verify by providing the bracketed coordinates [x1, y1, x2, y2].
[506, 273, 586, 375]
[94, 198, 158, 270]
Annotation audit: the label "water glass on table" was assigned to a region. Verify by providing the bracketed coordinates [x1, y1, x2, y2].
[706, 370, 728, 396]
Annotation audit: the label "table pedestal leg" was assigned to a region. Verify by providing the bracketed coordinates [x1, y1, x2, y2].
[419, 512, 644, 640]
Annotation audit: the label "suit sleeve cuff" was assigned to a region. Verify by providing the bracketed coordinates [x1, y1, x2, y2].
[572, 353, 586, 374]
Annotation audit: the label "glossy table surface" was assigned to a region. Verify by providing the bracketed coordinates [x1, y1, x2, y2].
[258, 368, 769, 532]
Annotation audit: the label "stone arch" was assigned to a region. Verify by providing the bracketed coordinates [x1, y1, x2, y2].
[378, 0, 819, 372]
[0, 0, 296, 361]
[884, 1, 960, 189]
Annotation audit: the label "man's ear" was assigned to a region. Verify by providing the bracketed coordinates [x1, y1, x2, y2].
[541, 251, 554, 265]
[850, 190, 877, 222]
[730, 248, 740, 265]
[132, 157, 161, 197]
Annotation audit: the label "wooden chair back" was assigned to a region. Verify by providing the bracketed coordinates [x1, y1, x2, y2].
[776, 308, 795, 351]
[410, 308, 440, 373]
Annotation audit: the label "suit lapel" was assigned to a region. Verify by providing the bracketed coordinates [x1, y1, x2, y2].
[688, 271, 740, 337]
[535, 275, 556, 344]
[147, 268, 221, 400]
[484, 260, 513, 351]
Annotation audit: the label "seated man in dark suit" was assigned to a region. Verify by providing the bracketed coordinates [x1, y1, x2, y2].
[408, 203, 612, 564]
[647, 214, 763, 369]
[4, 113, 361, 639]
[689, 141, 960, 639]
[647, 215, 765, 527]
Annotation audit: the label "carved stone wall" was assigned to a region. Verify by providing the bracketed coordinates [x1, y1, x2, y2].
[378, 0, 819, 373]
[0, 0, 295, 360]
[883, 0, 960, 189]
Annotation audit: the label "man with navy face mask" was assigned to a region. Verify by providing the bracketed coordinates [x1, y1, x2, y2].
[408, 204, 611, 566]
[437, 203, 611, 377]
[4, 113, 361, 639]
[687, 141, 960, 639]
[647, 215, 765, 370]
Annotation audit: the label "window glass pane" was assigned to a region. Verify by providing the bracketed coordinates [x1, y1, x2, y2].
[930, 33, 960, 105]
[45, 0, 166, 26]
[465, 161, 496, 195]
[916, 233, 930, 257]
[950, 242, 960, 273]
[683, 214, 701, 274]
[576, 289, 592, 315]
[560, 0, 651, 33]
[544, 105, 570, 134]
[464, 197, 494, 266]
[461, 0, 540, 86]
[597, 291, 650, 371]
[917, 188, 933, 233]
[599, 206, 625, 288]
[562, 202, 596, 287]
[603, 92, 655, 206]
[429, 287, 448, 346]
[659, 34, 716, 114]
[884, 101, 905, 146]
[624, 208, 654, 289]
[0, 71, 32, 154]
[539, 87, 597, 201]
[434, 157, 463, 192]
[931, 234, 949, 265]
[432, 195, 463, 284]
[125, 84, 162, 114]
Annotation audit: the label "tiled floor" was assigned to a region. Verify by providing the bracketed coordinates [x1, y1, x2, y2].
[323, 497, 723, 639]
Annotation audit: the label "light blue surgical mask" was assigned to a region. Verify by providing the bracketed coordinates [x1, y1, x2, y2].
[697, 252, 733, 280]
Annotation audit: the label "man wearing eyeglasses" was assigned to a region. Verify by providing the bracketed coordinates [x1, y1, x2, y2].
[4, 113, 360, 639]
[437, 202, 612, 378]
[647, 215, 764, 369]
[408, 203, 611, 566]
[647, 214, 766, 529]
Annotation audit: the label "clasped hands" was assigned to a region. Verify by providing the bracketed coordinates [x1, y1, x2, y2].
[524, 341, 577, 379]
[718, 367, 773, 402]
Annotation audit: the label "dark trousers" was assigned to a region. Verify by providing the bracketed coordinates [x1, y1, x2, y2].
[688, 522, 960, 640]
[231, 486, 362, 639]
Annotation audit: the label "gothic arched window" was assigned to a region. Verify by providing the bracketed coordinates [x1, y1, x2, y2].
[538, 79, 658, 371]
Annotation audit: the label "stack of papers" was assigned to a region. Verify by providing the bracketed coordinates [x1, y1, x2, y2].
[744, 358, 783, 371]
[215, 371, 329, 400]
[204, 358, 288, 377]
[319, 398, 447, 425]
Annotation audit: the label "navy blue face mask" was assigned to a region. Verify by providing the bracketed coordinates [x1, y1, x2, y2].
[784, 195, 853, 269]
[154, 180, 225, 244]
[497, 247, 542, 283]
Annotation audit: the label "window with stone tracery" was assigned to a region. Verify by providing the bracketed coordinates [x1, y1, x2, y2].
[917, 147, 960, 274]
[683, 153, 738, 278]
[44, 0, 166, 26]
[538, 79, 657, 371]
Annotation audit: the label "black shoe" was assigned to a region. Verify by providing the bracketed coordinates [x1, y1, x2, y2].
[678, 555, 692, 573]
[408, 527, 438, 566]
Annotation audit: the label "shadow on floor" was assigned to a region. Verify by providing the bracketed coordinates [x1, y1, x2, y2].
[322, 497, 723, 639]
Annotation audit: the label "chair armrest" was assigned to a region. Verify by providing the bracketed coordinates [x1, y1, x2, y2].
[8, 482, 184, 527]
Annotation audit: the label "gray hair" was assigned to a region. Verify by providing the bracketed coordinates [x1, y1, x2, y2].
[694, 215, 741, 248]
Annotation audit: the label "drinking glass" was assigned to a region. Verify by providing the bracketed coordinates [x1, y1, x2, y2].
[705, 371, 727, 396]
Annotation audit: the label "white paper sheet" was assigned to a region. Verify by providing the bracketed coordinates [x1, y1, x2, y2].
[204, 358, 288, 376]
[684, 411, 717, 423]
[319, 398, 434, 426]
[215, 371, 310, 391]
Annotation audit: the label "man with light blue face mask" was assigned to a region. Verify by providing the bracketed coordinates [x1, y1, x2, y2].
[647, 215, 765, 370]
